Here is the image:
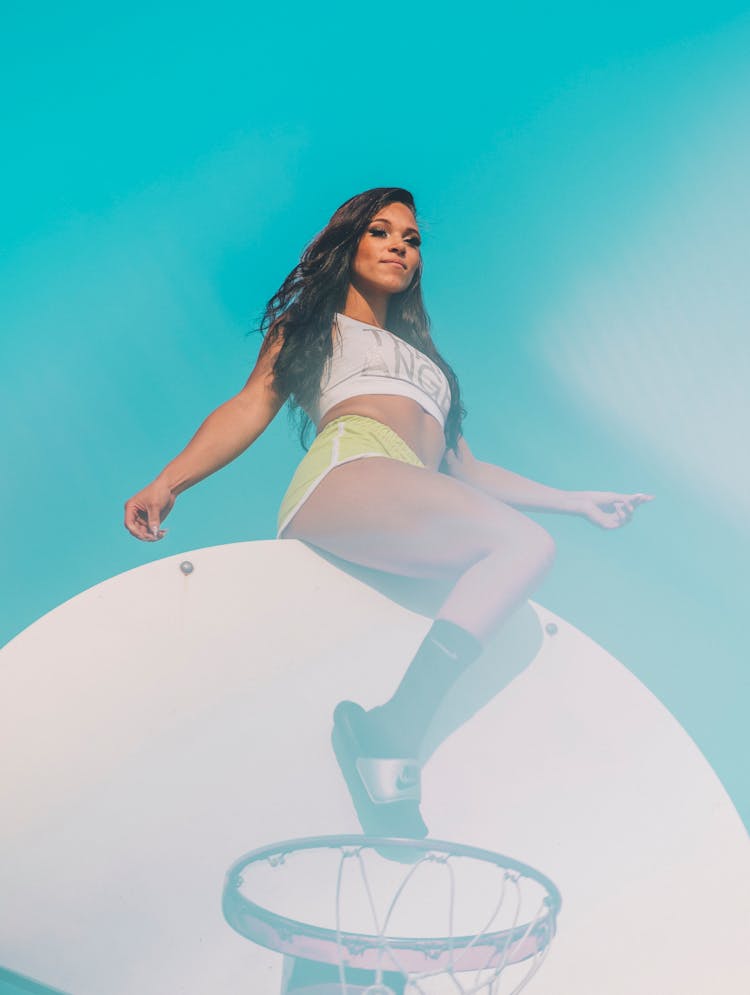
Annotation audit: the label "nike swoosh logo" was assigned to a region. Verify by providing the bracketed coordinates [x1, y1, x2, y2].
[431, 638, 459, 661]
[396, 765, 420, 789]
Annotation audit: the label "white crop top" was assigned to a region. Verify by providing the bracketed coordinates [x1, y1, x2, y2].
[305, 313, 452, 429]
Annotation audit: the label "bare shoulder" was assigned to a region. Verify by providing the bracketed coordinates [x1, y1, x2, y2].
[440, 436, 481, 483]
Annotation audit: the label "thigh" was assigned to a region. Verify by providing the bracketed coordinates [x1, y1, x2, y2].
[283, 456, 546, 580]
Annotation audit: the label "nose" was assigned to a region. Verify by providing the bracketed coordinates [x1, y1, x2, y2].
[389, 240, 407, 257]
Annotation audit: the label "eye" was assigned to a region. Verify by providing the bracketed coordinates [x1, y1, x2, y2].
[368, 226, 388, 237]
[406, 235, 422, 248]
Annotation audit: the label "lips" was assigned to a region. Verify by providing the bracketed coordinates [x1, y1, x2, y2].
[381, 260, 407, 270]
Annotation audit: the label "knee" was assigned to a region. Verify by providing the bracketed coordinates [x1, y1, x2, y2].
[514, 520, 555, 572]
[532, 526, 556, 573]
[485, 518, 556, 572]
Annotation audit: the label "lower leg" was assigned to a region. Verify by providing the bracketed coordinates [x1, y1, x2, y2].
[437, 540, 555, 642]
[368, 542, 553, 756]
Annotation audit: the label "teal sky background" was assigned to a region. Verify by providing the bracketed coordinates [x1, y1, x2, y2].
[1, 2, 749, 832]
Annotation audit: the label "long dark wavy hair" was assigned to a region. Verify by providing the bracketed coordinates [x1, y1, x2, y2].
[259, 187, 466, 453]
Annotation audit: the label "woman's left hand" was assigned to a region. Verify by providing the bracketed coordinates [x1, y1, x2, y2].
[568, 491, 655, 529]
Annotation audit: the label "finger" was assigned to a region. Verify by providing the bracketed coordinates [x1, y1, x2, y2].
[601, 505, 629, 528]
[146, 508, 162, 538]
[590, 509, 616, 529]
[142, 521, 167, 540]
[127, 504, 152, 532]
[126, 523, 152, 542]
[126, 510, 158, 542]
[124, 509, 145, 537]
[613, 501, 628, 520]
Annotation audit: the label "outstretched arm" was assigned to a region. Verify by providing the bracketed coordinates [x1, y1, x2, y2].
[124, 333, 287, 542]
[442, 438, 654, 528]
[156, 372, 285, 497]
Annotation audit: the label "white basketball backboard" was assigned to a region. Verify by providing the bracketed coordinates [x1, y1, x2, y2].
[1, 541, 748, 994]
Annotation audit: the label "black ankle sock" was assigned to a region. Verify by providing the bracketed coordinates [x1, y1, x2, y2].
[367, 619, 483, 756]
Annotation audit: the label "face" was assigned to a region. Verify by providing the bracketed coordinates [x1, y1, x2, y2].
[349, 201, 422, 300]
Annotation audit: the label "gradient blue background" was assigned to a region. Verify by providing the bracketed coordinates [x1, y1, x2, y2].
[1, 2, 748, 833]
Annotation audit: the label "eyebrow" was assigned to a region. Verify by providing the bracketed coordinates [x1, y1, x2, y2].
[371, 217, 421, 237]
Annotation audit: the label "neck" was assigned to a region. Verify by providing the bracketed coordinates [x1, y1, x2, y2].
[342, 284, 389, 328]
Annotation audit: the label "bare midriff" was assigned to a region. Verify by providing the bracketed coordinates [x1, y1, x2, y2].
[317, 395, 447, 472]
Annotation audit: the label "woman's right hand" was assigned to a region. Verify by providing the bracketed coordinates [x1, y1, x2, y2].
[124, 478, 175, 542]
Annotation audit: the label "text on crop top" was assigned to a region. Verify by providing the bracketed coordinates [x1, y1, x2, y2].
[305, 313, 452, 429]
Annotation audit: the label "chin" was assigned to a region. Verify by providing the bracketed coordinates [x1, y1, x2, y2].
[381, 274, 413, 293]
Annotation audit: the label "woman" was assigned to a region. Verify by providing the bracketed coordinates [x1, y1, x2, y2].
[124, 187, 653, 838]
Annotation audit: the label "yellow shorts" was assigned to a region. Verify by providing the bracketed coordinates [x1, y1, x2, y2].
[277, 415, 425, 538]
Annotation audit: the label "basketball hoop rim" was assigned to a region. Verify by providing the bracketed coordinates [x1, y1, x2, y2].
[222, 834, 562, 974]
